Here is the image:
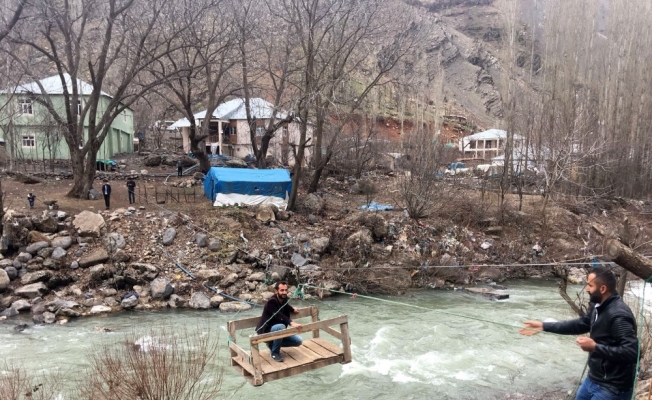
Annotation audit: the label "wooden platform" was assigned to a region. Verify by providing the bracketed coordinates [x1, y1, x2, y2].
[228, 306, 351, 386]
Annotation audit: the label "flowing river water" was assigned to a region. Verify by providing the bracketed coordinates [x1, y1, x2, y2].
[1, 279, 648, 399]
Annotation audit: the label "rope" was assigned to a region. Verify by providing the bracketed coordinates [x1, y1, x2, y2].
[298, 283, 555, 334]
[632, 277, 651, 400]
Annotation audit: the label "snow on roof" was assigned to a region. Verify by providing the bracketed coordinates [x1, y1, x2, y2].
[169, 98, 286, 128]
[463, 129, 524, 141]
[2, 73, 111, 97]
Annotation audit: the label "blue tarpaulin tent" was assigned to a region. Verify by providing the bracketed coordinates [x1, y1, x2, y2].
[203, 168, 292, 208]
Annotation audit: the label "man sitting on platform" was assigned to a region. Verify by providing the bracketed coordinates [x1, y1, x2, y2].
[256, 281, 303, 362]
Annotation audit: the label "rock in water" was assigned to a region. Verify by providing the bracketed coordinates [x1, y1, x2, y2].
[189, 292, 211, 309]
[150, 278, 174, 299]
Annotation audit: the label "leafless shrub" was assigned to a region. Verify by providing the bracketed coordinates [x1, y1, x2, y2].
[0, 363, 63, 400]
[78, 327, 223, 400]
[395, 132, 453, 219]
[358, 179, 377, 207]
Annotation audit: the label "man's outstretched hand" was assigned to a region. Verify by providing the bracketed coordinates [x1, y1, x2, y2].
[519, 320, 543, 336]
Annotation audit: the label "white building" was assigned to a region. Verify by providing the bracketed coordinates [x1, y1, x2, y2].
[170, 98, 312, 166]
[459, 129, 524, 160]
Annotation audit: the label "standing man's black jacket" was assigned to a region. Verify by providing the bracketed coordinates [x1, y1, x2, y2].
[543, 294, 638, 391]
[255, 296, 296, 334]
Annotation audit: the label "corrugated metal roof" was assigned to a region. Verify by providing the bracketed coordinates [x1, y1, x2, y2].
[2, 73, 111, 97]
[463, 129, 524, 141]
[170, 98, 286, 128]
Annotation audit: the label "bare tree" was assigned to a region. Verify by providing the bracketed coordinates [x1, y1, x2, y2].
[150, 0, 239, 173]
[0, 0, 26, 44]
[5, 0, 190, 197]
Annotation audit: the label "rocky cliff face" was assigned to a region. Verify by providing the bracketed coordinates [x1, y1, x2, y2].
[402, 0, 539, 128]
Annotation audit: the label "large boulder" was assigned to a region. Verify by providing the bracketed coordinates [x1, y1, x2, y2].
[51, 236, 73, 250]
[219, 273, 238, 288]
[73, 211, 106, 237]
[89, 264, 109, 281]
[32, 213, 58, 233]
[219, 302, 252, 312]
[256, 205, 276, 223]
[51, 247, 67, 260]
[78, 249, 109, 268]
[121, 295, 139, 309]
[195, 233, 207, 248]
[150, 278, 174, 299]
[5, 266, 17, 280]
[194, 269, 221, 284]
[208, 239, 221, 252]
[16, 252, 32, 263]
[16, 282, 48, 299]
[162, 228, 176, 246]
[225, 158, 247, 168]
[28, 231, 50, 244]
[144, 155, 162, 166]
[0, 269, 9, 291]
[88, 188, 101, 200]
[21, 270, 51, 285]
[311, 237, 330, 254]
[299, 193, 325, 214]
[90, 305, 112, 315]
[189, 292, 211, 309]
[210, 295, 225, 307]
[249, 272, 266, 282]
[11, 299, 31, 311]
[103, 233, 126, 252]
[346, 228, 374, 246]
[26, 241, 49, 255]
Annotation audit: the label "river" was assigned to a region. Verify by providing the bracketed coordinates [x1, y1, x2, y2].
[1, 279, 648, 399]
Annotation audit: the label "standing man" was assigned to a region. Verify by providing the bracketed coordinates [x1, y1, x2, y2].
[101, 179, 112, 210]
[177, 159, 183, 177]
[27, 193, 36, 209]
[255, 281, 303, 362]
[521, 267, 638, 400]
[126, 176, 136, 204]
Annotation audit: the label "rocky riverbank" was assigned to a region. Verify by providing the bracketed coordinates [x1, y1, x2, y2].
[0, 186, 614, 325]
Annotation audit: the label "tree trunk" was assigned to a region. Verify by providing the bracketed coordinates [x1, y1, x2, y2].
[66, 149, 89, 198]
[606, 238, 652, 280]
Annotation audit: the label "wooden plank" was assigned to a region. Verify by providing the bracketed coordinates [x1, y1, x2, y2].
[310, 306, 320, 339]
[283, 345, 317, 365]
[302, 340, 337, 358]
[262, 358, 342, 384]
[251, 316, 348, 345]
[257, 349, 286, 374]
[249, 344, 264, 386]
[312, 338, 345, 356]
[291, 343, 325, 361]
[339, 322, 352, 363]
[321, 326, 343, 340]
[231, 364, 255, 386]
[227, 321, 237, 345]
[229, 306, 317, 331]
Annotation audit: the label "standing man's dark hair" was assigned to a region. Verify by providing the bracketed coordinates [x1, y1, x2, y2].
[521, 267, 638, 399]
[101, 180, 112, 210]
[126, 176, 136, 204]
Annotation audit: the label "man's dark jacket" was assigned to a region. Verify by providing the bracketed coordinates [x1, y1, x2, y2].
[543, 294, 638, 391]
[255, 295, 295, 334]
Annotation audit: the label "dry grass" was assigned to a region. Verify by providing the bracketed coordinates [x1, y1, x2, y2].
[78, 327, 223, 400]
[0, 363, 63, 400]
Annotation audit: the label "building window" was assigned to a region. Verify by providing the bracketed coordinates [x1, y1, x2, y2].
[256, 126, 265, 137]
[123, 110, 128, 122]
[77, 100, 82, 114]
[22, 135, 35, 148]
[18, 99, 33, 115]
[469, 141, 476, 149]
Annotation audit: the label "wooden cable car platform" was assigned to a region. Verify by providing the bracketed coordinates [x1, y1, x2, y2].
[227, 306, 351, 386]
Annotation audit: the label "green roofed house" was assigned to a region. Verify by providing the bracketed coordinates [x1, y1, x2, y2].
[0, 74, 134, 164]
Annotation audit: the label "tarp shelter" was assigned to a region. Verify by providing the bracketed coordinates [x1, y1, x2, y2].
[203, 168, 292, 209]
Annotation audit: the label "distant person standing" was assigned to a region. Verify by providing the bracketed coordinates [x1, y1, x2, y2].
[27, 193, 35, 209]
[177, 159, 183, 177]
[101, 180, 112, 210]
[126, 177, 136, 204]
